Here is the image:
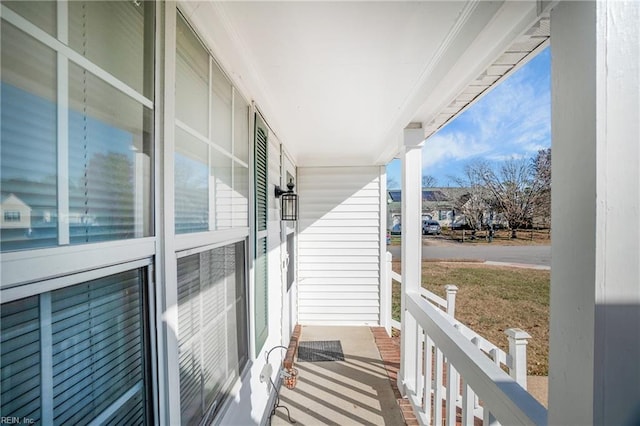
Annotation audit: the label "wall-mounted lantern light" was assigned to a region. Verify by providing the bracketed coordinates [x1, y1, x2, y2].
[275, 179, 298, 221]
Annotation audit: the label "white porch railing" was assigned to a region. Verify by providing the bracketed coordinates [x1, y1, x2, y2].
[384, 252, 547, 425]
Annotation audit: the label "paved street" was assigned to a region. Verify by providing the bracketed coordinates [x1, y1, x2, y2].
[387, 240, 551, 267]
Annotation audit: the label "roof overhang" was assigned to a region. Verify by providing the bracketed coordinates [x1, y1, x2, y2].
[179, 1, 550, 167]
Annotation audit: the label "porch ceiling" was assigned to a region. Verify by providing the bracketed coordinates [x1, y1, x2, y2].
[180, 1, 549, 167]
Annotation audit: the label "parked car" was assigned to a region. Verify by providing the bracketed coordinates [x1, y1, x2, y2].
[422, 220, 441, 235]
[451, 219, 473, 230]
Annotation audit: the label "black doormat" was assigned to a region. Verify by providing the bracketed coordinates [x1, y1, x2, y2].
[297, 340, 345, 362]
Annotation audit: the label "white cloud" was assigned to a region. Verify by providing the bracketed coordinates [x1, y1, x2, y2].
[469, 78, 549, 151]
[422, 132, 490, 169]
[485, 152, 527, 162]
[416, 49, 551, 182]
[432, 63, 550, 168]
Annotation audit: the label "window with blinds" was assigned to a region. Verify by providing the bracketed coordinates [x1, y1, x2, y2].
[0, 1, 154, 252]
[174, 13, 250, 234]
[0, 269, 150, 425]
[177, 241, 248, 425]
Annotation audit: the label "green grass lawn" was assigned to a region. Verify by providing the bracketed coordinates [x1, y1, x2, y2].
[392, 261, 550, 376]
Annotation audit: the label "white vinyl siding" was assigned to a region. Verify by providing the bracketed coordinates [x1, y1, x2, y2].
[297, 167, 381, 325]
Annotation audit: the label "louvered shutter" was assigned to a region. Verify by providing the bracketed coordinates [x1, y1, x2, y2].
[253, 113, 269, 354]
[255, 116, 268, 232]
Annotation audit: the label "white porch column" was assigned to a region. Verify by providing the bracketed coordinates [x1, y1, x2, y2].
[549, 2, 640, 425]
[398, 124, 425, 395]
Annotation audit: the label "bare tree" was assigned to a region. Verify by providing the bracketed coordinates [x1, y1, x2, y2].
[444, 163, 492, 232]
[473, 159, 546, 238]
[532, 148, 551, 228]
[422, 174, 438, 188]
[387, 175, 400, 189]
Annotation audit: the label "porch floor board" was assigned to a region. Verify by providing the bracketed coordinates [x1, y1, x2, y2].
[271, 326, 407, 426]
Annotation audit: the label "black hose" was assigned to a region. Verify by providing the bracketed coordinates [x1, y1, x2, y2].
[266, 345, 296, 425]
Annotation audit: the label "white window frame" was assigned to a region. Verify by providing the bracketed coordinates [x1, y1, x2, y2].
[175, 237, 250, 422]
[1, 261, 153, 424]
[160, 7, 254, 425]
[1, 2, 160, 422]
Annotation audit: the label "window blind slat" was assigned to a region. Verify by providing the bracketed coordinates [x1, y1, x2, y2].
[52, 306, 141, 362]
[178, 241, 248, 425]
[174, 13, 248, 235]
[104, 388, 145, 426]
[68, 64, 151, 244]
[54, 351, 142, 425]
[0, 295, 41, 422]
[52, 325, 142, 396]
[52, 271, 140, 311]
[254, 115, 268, 233]
[52, 294, 140, 339]
[1, 23, 57, 252]
[179, 340, 202, 425]
[68, 1, 149, 96]
[174, 127, 209, 234]
[50, 270, 146, 425]
[1, 333, 39, 369]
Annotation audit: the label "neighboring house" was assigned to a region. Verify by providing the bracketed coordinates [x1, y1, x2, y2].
[389, 187, 502, 230]
[388, 188, 454, 230]
[425, 187, 469, 227]
[0, 193, 31, 229]
[1, 2, 637, 426]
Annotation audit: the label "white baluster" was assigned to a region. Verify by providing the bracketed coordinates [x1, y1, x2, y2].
[434, 347, 443, 426]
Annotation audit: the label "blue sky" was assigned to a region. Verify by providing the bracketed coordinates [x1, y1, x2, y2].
[386, 46, 551, 188]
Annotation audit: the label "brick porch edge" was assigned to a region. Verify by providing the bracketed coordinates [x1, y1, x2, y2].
[371, 327, 420, 426]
